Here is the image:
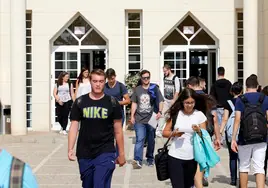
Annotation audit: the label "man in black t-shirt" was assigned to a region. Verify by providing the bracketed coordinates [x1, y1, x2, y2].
[68, 69, 126, 188]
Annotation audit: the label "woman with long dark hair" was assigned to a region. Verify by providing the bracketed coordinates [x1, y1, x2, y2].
[53, 72, 75, 135]
[75, 68, 91, 99]
[163, 88, 210, 188]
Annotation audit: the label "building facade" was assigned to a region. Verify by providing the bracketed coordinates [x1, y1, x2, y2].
[0, 0, 267, 134]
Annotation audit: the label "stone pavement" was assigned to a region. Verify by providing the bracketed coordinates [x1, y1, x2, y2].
[0, 131, 267, 188]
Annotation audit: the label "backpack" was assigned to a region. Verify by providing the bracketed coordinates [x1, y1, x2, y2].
[163, 75, 182, 100]
[225, 100, 238, 142]
[148, 83, 160, 113]
[240, 94, 267, 144]
[9, 157, 25, 188]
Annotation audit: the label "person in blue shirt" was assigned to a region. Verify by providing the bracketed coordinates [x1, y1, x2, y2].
[104, 68, 131, 125]
[0, 149, 38, 188]
[232, 76, 268, 188]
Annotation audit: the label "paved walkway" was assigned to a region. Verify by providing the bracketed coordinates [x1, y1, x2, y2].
[0, 131, 267, 188]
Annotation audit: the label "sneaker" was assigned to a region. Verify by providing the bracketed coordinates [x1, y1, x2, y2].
[156, 130, 163, 138]
[59, 130, 63, 134]
[132, 160, 142, 169]
[62, 130, 67, 135]
[202, 177, 209, 187]
[230, 181, 237, 186]
[147, 161, 154, 167]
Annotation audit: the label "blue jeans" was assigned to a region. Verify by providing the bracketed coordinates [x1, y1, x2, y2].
[78, 153, 116, 188]
[134, 123, 155, 164]
[216, 108, 224, 126]
[225, 132, 238, 182]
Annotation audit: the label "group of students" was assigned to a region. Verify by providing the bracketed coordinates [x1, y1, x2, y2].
[52, 65, 268, 188]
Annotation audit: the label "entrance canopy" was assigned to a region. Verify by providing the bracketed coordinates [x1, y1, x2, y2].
[161, 12, 218, 47]
[51, 13, 108, 47]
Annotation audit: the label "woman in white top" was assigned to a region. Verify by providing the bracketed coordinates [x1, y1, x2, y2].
[53, 72, 75, 135]
[75, 68, 91, 99]
[163, 88, 209, 188]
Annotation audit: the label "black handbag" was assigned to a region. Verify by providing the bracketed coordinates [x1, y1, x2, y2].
[154, 136, 172, 181]
[155, 112, 178, 181]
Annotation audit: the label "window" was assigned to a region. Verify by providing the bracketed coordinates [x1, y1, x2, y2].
[26, 11, 32, 127]
[126, 12, 142, 74]
[237, 12, 243, 83]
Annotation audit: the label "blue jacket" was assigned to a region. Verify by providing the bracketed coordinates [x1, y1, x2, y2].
[193, 129, 220, 176]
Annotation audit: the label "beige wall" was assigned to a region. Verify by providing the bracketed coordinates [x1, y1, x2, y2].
[0, 0, 236, 131]
[263, 0, 268, 85]
[0, 0, 11, 105]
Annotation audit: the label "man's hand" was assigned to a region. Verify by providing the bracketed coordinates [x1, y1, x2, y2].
[130, 116, 135, 125]
[116, 154, 126, 167]
[68, 149, 76, 161]
[214, 139, 221, 151]
[156, 112, 161, 120]
[231, 140, 238, 153]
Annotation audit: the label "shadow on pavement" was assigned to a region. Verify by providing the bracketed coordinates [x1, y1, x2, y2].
[211, 175, 230, 185]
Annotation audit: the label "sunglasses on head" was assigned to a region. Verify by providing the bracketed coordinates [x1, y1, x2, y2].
[141, 76, 150, 80]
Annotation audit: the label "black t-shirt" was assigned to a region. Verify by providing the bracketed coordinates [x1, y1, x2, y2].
[223, 98, 237, 118]
[70, 94, 122, 159]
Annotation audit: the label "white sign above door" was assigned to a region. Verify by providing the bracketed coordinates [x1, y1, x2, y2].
[183, 26, 195, 34]
[74, 27, 85, 35]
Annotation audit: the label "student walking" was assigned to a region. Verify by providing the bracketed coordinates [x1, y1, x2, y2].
[232, 76, 268, 188]
[53, 71, 75, 135]
[131, 70, 164, 169]
[219, 82, 243, 186]
[68, 69, 126, 188]
[156, 64, 181, 137]
[104, 68, 131, 125]
[162, 88, 209, 188]
[75, 68, 91, 99]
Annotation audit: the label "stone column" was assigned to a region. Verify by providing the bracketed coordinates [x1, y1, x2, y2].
[10, 0, 27, 135]
[243, 0, 258, 81]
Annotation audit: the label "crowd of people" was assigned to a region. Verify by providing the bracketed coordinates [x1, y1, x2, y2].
[1, 65, 268, 188]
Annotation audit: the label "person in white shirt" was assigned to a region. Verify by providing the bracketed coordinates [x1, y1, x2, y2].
[156, 64, 181, 137]
[75, 68, 91, 99]
[53, 72, 75, 135]
[163, 88, 210, 188]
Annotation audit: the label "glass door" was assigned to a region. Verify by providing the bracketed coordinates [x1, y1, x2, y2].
[208, 50, 217, 93]
[51, 50, 80, 129]
[163, 51, 189, 89]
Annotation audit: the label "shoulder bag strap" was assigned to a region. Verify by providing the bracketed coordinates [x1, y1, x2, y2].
[9, 157, 25, 188]
[227, 100, 235, 111]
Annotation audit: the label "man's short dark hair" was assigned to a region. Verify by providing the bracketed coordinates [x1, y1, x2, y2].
[186, 76, 199, 87]
[246, 76, 259, 89]
[217, 67, 225, 76]
[140, 70, 151, 77]
[105, 68, 116, 79]
[250, 74, 258, 80]
[163, 64, 171, 70]
[231, 82, 243, 95]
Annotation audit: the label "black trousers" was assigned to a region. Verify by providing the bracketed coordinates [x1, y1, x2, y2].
[168, 155, 197, 188]
[56, 100, 72, 130]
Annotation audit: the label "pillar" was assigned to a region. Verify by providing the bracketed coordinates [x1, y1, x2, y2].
[243, 0, 258, 82]
[10, 0, 27, 135]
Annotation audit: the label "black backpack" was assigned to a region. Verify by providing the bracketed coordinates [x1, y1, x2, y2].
[240, 94, 267, 144]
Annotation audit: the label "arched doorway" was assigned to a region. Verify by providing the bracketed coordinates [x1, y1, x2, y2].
[50, 13, 108, 129]
[160, 13, 219, 93]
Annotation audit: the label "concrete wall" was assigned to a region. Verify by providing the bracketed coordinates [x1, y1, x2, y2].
[0, 0, 11, 105]
[263, 0, 268, 85]
[0, 0, 236, 131]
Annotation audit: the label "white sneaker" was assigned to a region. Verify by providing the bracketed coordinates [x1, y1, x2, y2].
[62, 130, 67, 135]
[156, 130, 163, 138]
[59, 130, 63, 134]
